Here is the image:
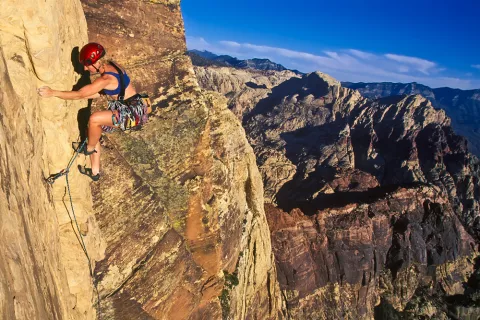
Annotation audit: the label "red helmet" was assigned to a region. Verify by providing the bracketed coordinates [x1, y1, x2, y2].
[79, 43, 105, 66]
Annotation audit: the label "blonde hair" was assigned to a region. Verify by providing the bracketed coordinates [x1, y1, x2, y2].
[97, 53, 111, 67]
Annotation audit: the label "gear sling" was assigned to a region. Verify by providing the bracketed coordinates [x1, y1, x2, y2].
[101, 61, 152, 132]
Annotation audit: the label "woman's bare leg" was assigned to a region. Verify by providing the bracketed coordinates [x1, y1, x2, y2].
[86, 110, 117, 175]
[86, 110, 115, 151]
[90, 140, 101, 175]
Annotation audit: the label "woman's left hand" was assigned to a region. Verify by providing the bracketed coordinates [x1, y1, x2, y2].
[37, 86, 54, 98]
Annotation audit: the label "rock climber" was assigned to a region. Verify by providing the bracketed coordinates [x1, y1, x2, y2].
[38, 42, 148, 181]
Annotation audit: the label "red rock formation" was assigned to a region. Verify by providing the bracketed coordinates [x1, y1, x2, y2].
[266, 186, 475, 318]
[79, 0, 285, 319]
[1, 0, 286, 319]
[194, 66, 480, 318]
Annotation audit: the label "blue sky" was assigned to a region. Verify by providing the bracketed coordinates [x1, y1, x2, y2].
[182, 0, 480, 89]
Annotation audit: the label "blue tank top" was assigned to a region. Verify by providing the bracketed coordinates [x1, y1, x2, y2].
[103, 71, 131, 96]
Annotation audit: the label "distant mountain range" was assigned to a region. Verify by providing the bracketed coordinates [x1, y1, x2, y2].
[342, 82, 480, 156]
[189, 50, 480, 157]
[188, 50, 303, 75]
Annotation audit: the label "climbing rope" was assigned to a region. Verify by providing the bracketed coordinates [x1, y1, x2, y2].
[42, 52, 187, 318]
[45, 140, 86, 184]
[47, 139, 102, 319]
[65, 171, 101, 318]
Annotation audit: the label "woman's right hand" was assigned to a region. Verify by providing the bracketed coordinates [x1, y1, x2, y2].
[37, 86, 55, 98]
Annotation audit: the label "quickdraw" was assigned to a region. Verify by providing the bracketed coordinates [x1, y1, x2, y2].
[45, 140, 87, 185]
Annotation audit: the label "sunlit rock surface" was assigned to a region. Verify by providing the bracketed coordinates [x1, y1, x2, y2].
[194, 66, 300, 120]
[1, 1, 285, 319]
[81, 0, 285, 318]
[0, 0, 103, 319]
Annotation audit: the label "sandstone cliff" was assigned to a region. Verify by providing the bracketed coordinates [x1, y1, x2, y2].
[1, 0, 284, 319]
[81, 0, 286, 316]
[194, 65, 480, 319]
[1, 0, 103, 319]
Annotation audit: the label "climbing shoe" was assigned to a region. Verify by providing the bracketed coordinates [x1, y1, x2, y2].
[78, 165, 100, 181]
[72, 141, 97, 156]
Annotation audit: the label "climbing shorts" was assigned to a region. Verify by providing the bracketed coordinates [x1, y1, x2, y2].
[102, 93, 150, 132]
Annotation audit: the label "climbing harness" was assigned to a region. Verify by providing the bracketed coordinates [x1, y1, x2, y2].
[45, 139, 102, 318]
[101, 61, 152, 133]
[99, 51, 188, 133]
[102, 94, 150, 132]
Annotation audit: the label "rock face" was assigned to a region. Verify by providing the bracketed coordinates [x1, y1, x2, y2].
[3, 1, 479, 317]
[194, 66, 300, 120]
[88, 84, 284, 319]
[81, 0, 284, 319]
[0, 0, 103, 319]
[1, 1, 284, 319]
[266, 189, 475, 319]
[343, 82, 480, 157]
[194, 65, 480, 318]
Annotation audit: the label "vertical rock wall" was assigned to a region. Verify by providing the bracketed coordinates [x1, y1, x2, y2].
[0, 0, 103, 319]
[79, 0, 284, 318]
[0, 0, 284, 318]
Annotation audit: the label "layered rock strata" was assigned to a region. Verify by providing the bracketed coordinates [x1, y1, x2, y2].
[266, 188, 475, 319]
[194, 66, 480, 318]
[81, 0, 284, 318]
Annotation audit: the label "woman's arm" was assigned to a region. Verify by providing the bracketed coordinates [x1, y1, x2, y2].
[84, 93, 101, 99]
[38, 76, 110, 100]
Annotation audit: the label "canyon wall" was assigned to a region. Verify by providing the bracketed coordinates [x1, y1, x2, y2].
[194, 65, 480, 319]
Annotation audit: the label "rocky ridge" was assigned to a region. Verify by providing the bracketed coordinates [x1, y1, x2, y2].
[194, 66, 300, 120]
[189, 50, 303, 74]
[343, 81, 480, 157]
[193, 65, 480, 318]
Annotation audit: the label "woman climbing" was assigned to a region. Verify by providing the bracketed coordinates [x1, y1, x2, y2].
[38, 43, 148, 181]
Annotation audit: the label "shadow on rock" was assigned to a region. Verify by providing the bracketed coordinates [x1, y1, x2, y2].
[245, 81, 267, 89]
[280, 117, 347, 166]
[71, 46, 92, 141]
[243, 72, 330, 124]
